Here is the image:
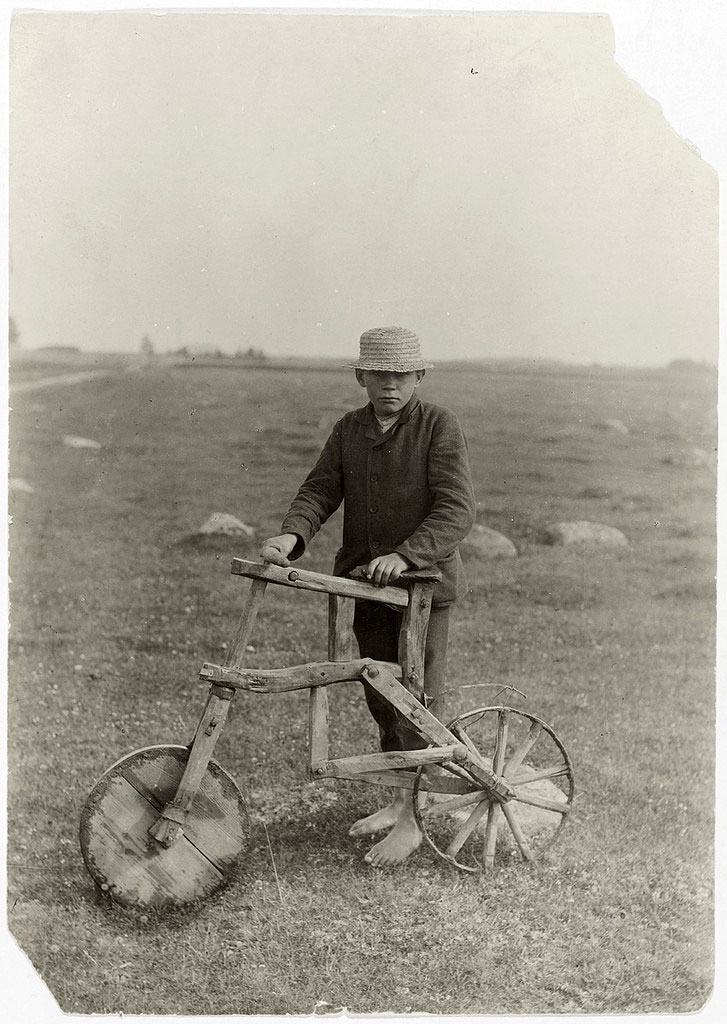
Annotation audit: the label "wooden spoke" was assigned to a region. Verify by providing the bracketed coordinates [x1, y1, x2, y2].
[445, 799, 490, 857]
[493, 710, 509, 775]
[508, 762, 570, 786]
[483, 803, 502, 870]
[423, 791, 489, 820]
[451, 723, 490, 773]
[439, 759, 484, 786]
[501, 802, 534, 861]
[510, 790, 570, 815]
[504, 722, 542, 778]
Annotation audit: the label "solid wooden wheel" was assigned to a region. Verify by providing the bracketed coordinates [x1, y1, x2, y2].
[413, 707, 574, 873]
[79, 745, 251, 908]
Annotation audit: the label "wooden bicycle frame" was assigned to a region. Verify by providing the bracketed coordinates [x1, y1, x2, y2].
[149, 559, 513, 848]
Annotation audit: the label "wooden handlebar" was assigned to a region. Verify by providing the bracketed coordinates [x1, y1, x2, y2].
[349, 564, 442, 586]
[230, 558, 410, 607]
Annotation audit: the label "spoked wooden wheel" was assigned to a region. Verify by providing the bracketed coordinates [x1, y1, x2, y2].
[79, 745, 251, 908]
[413, 707, 574, 873]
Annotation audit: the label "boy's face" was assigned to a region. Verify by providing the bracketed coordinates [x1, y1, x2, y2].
[356, 370, 424, 417]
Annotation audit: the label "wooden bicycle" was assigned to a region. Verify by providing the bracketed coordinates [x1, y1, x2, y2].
[80, 559, 575, 908]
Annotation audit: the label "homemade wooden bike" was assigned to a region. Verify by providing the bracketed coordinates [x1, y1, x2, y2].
[80, 559, 575, 908]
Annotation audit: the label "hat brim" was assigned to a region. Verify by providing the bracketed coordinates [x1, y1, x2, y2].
[345, 360, 434, 371]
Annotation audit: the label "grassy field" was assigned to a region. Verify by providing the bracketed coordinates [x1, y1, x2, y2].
[7, 357, 716, 1014]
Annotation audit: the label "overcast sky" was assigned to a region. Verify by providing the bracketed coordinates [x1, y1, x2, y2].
[9, 10, 718, 366]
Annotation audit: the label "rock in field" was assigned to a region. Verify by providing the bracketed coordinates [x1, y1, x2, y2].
[461, 524, 518, 559]
[438, 758, 568, 843]
[598, 418, 629, 435]
[63, 434, 102, 449]
[661, 446, 712, 468]
[9, 477, 34, 494]
[500, 763, 569, 841]
[197, 512, 256, 537]
[540, 520, 628, 547]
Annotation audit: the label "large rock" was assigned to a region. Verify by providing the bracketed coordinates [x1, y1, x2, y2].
[436, 758, 567, 843]
[63, 434, 102, 449]
[598, 418, 629, 435]
[461, 524, 518, 559]
[197, 513, 256, 537]
[540, 520, 628, 547]
[9, 478, 34, 494]
[661, 446, 713, 468]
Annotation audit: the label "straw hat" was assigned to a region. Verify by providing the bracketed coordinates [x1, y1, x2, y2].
[347, 326, 434, 372]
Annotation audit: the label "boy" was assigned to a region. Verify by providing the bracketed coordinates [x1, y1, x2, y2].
[260, 326, 476, 867]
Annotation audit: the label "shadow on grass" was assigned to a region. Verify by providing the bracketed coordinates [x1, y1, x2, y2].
[252, 801, 554, 883]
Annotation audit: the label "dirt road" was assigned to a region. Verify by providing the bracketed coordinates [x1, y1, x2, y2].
[9, 370, 111, 394]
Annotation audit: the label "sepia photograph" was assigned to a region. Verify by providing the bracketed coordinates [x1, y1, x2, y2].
[5, 1, 720, 1018]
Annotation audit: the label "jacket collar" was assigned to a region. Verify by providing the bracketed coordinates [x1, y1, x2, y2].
[355, 394, 421, 441]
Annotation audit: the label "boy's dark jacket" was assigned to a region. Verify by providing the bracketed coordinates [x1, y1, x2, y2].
[280, 395, 476, 606]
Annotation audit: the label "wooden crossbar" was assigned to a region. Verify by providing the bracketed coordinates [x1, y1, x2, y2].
[230, 559, 409, 607]
[199, 658, 402, 692]
[321, 746, 461, 777]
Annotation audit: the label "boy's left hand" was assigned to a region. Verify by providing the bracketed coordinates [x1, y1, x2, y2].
[363, 552, 411, 587]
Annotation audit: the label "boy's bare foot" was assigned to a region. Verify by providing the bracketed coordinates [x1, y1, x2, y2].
[348, 802, 402, 837]
[364, 813, 422, 868]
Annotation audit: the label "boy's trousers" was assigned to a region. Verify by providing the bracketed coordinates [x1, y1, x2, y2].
[352, 600, 451, 753]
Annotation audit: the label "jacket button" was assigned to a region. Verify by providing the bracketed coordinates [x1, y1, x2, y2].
[369, 507, 377, 514]
[370, 474, 379, 482]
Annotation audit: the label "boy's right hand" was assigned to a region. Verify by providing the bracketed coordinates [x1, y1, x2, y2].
[259, 533, 299, 567]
